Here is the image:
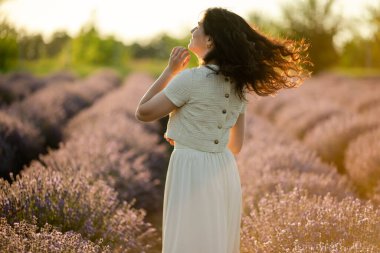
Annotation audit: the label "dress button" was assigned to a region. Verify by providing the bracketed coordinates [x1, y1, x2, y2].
[225, 93, 229, 98]
[214, 139, 219, 144]
[222, 109, 227, 114]
[225, 77, 229, 81]
[218, 125, 222, 129]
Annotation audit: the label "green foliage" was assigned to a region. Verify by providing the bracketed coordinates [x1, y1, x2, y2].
[279, 0, 341, 73]
[2, 0, 380, 76]
[128, 32, 198, 73]
[0, 20, 18, 72]
[366, 2, 380, 67]
[368, 2, 380, 43]
[339, 3, 380, 69]
[340, 37, 380, 69]
[45, 31, 71, 57]
[130, 32, 190, 59]
[18, 34, 46, 60]
[248, 12, 286, 38]
[71, 24, 130, 67]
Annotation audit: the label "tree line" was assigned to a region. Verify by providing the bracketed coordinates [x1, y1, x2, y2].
[1, 0, 380, 74]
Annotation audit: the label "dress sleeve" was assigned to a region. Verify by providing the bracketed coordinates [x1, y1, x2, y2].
[163, 69, 192, 107]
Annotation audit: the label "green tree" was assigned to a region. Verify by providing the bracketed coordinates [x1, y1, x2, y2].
[369, 2, 380, 43]
[130, 33, 184, 59]
[71, 23, 129, 67]
[340, 2, 380, 69]
[19, 33, 46, 60]
[46, 31, 71, 58]
[0, 20, 18, 71]
[279, 0, 342, 72]
[339, 36, 374, 68]
[248, 12, 286, 38]
[366, 2, 380, 67]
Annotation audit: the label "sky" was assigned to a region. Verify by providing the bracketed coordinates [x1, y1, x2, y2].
[0, 0, 378, 46]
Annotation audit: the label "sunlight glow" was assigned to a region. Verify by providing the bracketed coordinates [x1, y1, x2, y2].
[0, 0, 378, 44]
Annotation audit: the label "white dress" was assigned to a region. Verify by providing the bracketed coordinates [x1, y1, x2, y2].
[161, 64, 246, 253]
[162, 140, 242, 253]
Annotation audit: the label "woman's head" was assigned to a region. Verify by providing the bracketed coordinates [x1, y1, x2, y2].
[188, 21, 214, 60]
[189, 7, 312, 100]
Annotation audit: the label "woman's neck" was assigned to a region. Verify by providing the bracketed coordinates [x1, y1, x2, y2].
[199, 60, 218, 67]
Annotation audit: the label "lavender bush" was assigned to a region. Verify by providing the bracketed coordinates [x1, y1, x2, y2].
[6, 69, 120, 147]
[52, 73, 168, 213]
[272, 99, 347, 140]
[0, 72, 166, 251]
[0, 163, 159, 252]
[303, 114, 380, 173]
[0, 71, 77, 107]
[0, 110, 45, 180]
[238, 74, 380, 251]
[0, 72, 46, 105]
[39, 114, 167, 213]
[372, 183, 380, 206]
[237, 115, 355, 212]
[64, 72, 161, 137]
[241, 187, 380, 252]
[0, 217, 110, 253]
[345, 127, 380, 196]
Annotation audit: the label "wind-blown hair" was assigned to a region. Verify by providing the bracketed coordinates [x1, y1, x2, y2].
[200, 7, 313, 101]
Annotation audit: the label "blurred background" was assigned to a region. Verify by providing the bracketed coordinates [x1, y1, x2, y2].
[1, 0, 380, 77]
[1, 1, 380, 252]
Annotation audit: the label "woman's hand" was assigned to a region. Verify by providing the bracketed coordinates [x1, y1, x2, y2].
[167, 46, 191, 76]
[164, 133, 175, 146]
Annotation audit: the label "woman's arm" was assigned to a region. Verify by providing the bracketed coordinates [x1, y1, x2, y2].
[227, 112, 245, 155]
[135, 68, 177, 122]
[135, 47, 190, 122]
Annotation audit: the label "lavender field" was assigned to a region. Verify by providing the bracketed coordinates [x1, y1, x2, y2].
[1, 71, 380, 252]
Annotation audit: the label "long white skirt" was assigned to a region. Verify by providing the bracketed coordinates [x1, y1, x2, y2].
[162, 141, 242, 253]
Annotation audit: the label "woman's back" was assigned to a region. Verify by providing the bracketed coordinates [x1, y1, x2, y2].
[163, 64, 247, 153]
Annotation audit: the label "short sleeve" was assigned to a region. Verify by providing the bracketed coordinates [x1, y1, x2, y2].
[163, 69, 192, 107]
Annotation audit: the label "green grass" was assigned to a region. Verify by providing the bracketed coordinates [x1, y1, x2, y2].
[329, 66, 380, 78]
[7, 56, 201, 80]
[12, 57, 380, 80]
[125, 58, 168, 78]
[9, 57, 173, 79]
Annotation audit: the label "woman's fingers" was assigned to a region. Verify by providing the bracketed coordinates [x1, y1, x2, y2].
[173, 48, 186, 59]
[177, 49, 189, 64]
[172, 46, 185, 56]
[183, 54, 190, 65]
[171, 47, 180, 56]
[180, 49, 189, 58]
[168, 46, 190, 74]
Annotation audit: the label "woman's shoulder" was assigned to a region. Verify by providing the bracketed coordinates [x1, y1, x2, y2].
[187, 65, 219, 81]
[175, 66, 207, 83]
[172, 65, 220, 89]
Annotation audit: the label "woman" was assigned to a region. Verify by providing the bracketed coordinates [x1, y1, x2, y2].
[135, 7, 311, 253]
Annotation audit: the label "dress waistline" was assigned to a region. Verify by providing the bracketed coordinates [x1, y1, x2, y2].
[174, 141, 194, 150]
[174, 140, 228, 153]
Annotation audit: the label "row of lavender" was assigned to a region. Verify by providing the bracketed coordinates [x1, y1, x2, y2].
[252, 73, 380, 199]
[236, 74, 380, 252]
[0, 71, 77, 106]
[0, 73, 167, 252]
[0, 70, 120, 181]
[238, 114, 379, 252]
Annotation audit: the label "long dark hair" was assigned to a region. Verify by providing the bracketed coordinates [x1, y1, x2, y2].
[201, 7, 313, 101]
